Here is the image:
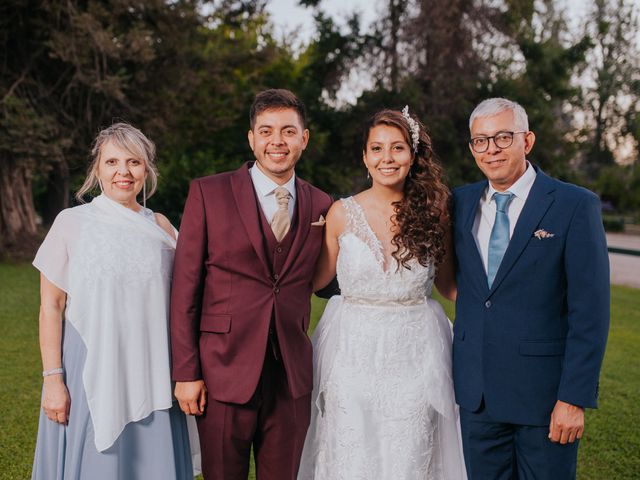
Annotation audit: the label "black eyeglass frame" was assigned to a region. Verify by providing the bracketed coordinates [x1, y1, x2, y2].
[469, 130, 528, 153]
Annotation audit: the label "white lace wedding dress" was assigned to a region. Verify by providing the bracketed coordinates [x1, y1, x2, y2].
[298, 197, 466, 480]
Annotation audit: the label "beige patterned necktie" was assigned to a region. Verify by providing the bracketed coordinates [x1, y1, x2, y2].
[271, 186, 291, 242]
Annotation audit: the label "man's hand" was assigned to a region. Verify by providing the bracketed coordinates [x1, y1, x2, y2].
[548, 400, 584, 444]
[175, 380, 207, 416]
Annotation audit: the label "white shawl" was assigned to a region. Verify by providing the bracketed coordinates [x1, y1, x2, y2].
[34, 194, 177, 452]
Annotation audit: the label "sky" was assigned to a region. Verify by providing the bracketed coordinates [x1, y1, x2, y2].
[263, 1, 639, 163]
[266, 0, 640, 45]
[266, 0, 376, 43]
[265, 0, 639, 107]
[265, 0, 597, 45]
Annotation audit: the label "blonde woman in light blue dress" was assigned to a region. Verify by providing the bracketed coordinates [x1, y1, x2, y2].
[32, 123, 196, 479]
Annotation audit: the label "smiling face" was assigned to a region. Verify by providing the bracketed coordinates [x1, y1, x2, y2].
[469, 109, 535, 191]
[248, 108, 309, 184]
[363, 124, 413, 190]
[96, 140, 147, 209]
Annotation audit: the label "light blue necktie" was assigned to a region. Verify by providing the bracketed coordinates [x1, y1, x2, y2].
[487, 192, 514, 288]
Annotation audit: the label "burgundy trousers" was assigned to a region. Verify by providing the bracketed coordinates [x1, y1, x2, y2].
[196, 348, 311, 480]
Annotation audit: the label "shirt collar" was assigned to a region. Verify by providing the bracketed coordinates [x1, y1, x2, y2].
[486, 161, 537, 201]
[250, 163, 297, 199]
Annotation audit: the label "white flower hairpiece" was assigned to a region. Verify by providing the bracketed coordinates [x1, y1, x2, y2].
[402, 105, 420, 153]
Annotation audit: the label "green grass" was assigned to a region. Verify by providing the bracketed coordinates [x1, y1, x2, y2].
[1, 263, 637, 479]
[577, 285, 640, 479]
[0, 263, 42, 480]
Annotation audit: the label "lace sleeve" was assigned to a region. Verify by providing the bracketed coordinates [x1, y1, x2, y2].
[340, 197, 357, 236]
[340, 196, 385, 268]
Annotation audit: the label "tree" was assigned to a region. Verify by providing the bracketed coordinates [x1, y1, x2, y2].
[578, 0, 640, 180]
[484, 0, 590, 180]
[150, 1, 301, 222]
[289, 10, 368, 192]
[0, 96, 63, 252]
[0, 0, 204, 252]
[403, 0, 492, 184]
[1, 1, 67, 253]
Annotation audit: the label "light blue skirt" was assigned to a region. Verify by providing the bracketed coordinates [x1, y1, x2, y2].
[31, 322, 193, 480]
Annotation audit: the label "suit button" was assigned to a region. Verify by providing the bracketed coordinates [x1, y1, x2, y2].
[273, 273, 279, 280]
[276, 247, 283, 253]
[485, 300, 492, 308]
[274, 287, 280, 294]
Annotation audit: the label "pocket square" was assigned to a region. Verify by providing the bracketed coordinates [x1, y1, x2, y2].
[533, 228, 555, 240]
[311, 215, 326, 226]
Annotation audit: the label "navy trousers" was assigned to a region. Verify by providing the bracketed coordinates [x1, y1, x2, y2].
[459, 403, 579, 480]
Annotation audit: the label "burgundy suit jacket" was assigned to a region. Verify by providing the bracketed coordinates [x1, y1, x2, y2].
[170, 162, 332, 403]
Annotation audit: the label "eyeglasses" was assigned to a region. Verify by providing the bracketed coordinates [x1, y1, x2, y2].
[469, 131, 527, 153]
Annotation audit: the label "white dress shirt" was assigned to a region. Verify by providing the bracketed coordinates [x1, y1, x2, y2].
[472, 162, 537, 274]
[250, 164, 296, 224]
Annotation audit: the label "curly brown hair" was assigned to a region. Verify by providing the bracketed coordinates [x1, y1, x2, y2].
[362, 109, 450, 268]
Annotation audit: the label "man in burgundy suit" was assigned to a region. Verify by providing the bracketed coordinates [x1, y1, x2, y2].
[170, 89, 332, 479]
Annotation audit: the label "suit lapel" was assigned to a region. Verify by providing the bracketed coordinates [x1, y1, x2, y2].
[230, 163, 271, 278]
[461, 181, 491, 296]
[489, 169, 556, 293]
[279, 178, 312, 279]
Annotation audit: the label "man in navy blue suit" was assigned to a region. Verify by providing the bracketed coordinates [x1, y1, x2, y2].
[452, 98, 610, 479]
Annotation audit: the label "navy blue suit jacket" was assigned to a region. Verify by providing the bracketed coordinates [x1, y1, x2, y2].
[452, 167, 610, 426]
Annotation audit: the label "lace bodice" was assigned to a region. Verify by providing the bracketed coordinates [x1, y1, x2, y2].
[299, 197, 466, 479]
[336, 197, 435, 305]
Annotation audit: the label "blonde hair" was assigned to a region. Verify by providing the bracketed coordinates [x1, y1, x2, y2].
[76, 123, 159, 203]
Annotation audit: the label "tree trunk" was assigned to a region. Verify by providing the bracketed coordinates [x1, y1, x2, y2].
[0, 157, 38, 253]
[42, 160, 70, 227]
[389, 0, 401, 92]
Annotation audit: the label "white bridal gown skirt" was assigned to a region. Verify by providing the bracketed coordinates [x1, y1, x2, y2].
[298, 296, 467, 480]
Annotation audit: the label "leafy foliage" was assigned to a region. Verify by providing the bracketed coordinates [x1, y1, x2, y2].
[577, 0, 640, 180]
[1, 0, 639, 250]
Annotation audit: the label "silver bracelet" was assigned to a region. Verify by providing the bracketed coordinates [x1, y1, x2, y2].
[42, 368, 64, 377]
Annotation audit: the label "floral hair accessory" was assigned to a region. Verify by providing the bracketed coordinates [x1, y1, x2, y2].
[402, 105, 420, 153]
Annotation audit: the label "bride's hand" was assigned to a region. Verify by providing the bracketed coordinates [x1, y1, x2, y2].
[42, 375, 71, 425]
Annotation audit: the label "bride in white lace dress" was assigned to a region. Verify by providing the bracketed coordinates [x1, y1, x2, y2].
[298, 108, 466, 479]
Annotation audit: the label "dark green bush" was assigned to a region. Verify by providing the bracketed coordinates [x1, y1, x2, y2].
[602, 216, 625, 232]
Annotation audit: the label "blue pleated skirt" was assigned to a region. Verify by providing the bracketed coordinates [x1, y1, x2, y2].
[31, 322, 193, 480]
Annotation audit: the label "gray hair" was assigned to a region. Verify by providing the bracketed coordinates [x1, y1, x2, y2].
[469, 98, 529, 132]
[76, 122, 159, 203]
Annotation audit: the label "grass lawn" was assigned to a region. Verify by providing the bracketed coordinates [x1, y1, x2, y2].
[0, 262, 637, 479]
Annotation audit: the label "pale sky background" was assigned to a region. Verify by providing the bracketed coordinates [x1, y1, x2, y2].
[266, 0, 598, 44]
[264, 0, 614, 104]
[264, 0, 639, 162]
[265, 1, 639, 101]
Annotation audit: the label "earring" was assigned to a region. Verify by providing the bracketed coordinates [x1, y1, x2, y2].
[143, 179, 147, 209]
[367, 170, 371, 180]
